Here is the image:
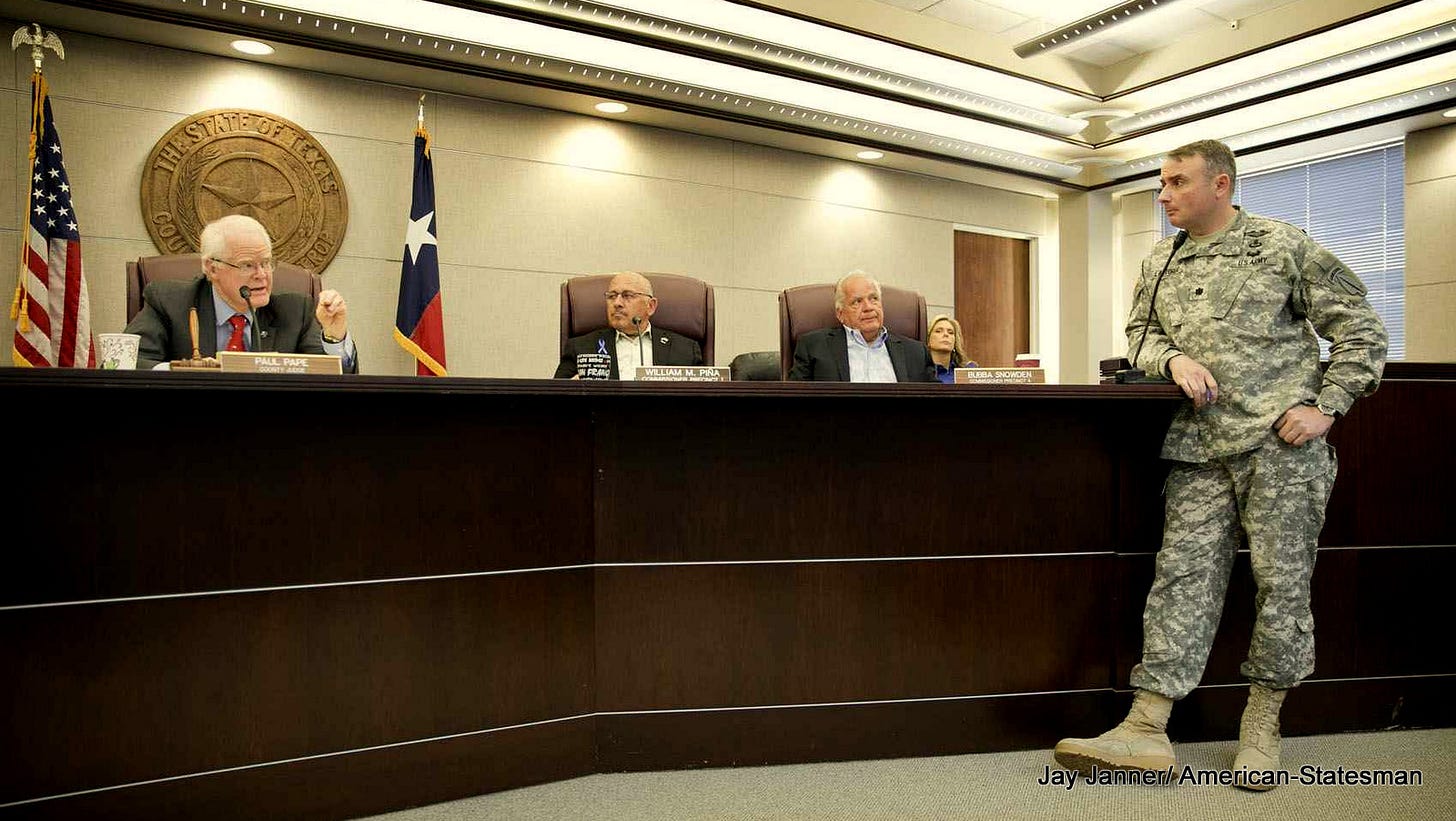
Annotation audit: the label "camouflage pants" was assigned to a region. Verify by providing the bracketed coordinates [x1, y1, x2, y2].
[1129, 435, 1337, 700]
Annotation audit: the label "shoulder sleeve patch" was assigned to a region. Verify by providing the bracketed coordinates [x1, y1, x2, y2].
[1314, 248, 1367, 297]
[1331, 267, 1367, 296]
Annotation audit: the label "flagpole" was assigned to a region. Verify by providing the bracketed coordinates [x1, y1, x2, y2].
[394, 94, 447, 376]
[11, 23, 92, 368]
[9, 24, 62, 334]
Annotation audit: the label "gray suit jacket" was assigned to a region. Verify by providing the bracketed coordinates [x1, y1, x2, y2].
[554, 326, 703, 379]
[124, 277, 358, 373]
[788, 326, 936, 382]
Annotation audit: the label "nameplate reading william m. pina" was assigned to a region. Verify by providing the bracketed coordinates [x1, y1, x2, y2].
[218, 351, 342, 375]
[635, 366, 730, 382]
[955, 368, 1046, 384]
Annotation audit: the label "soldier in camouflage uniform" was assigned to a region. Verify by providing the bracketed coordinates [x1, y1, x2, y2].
[1054, 140, 1387, 790]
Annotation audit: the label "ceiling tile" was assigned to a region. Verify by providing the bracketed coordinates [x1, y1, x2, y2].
[1001, 18, 1055, 44]
[922, 0, 1030, 34]
[872, 0, 942, 12]
[981, 0, 1112, 27]
[1088, 6, 1225, 55]
[1196, 0, 1303, 24]
[1062, 41, 1139, 68]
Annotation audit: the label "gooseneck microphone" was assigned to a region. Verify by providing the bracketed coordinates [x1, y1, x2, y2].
[238, 285, 262, 353]
[632, 315, 645, 377]
[1117, 229, 1189, 384]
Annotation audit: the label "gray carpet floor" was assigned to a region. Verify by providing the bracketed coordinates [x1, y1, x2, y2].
[358, 727, 1454, 820]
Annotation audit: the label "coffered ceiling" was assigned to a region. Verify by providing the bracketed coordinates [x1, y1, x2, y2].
[8, 0, 1455, 192]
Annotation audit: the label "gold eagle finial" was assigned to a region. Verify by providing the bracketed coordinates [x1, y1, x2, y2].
[11, 24, 65, 71]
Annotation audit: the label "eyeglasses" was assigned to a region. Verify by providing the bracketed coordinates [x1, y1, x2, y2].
[604, 290, 653, 301]
[210, 257, 275, 276]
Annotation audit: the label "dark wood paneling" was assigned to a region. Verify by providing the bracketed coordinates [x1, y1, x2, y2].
[596, 397, 1133, 562]
[1323, 381, 1453, 547]
[3, 718, 595, 821]
[595, 557, 1114, 710]
[599, 691, 1111, 772]
[954, 230, 1030, 368]
[4, 385, 593, 606]
[0, 570, 593, 805]
[0, 369, 1447, 818]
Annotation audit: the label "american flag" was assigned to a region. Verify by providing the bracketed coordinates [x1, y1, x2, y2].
[10, 71, 93, 368]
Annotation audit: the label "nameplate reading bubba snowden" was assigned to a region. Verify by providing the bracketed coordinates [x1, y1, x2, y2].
[218, 351, 342, 375]
[955, 368, 1046, 384]
[635, 366, 730, 382]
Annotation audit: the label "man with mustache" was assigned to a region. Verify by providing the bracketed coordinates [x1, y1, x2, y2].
[554, 271, 703, 379]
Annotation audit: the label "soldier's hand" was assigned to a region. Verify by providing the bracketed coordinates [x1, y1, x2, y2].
[1168, 354, 1218, 409]
[316, 289, 348, 340]
[1276, 405, 1333, 446]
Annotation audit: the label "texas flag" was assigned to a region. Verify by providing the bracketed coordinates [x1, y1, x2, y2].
[393, 126, 447, 376]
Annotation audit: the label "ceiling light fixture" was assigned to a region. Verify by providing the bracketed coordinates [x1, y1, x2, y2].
[230, 39, 275, 56]
[856, 150, 884, 160]
[1106, 21, 1456, 134]
[1014, 0, 1189, 59]
[1112, 79, 1456, 179]
[471, 0, 1087, 135]
[595, 101, 629, 113]
[1444, 107, 1456, 117]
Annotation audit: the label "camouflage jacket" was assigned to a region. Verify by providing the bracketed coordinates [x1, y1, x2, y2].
[1126, 208, 1388, 462]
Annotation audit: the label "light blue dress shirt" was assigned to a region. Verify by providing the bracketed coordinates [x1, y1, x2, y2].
[845, 324, 897, 383]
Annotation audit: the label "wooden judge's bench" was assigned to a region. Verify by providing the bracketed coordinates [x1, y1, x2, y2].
[1, 365, 1451, 819]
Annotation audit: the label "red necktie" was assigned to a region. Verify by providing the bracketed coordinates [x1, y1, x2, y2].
[225, 314, 248, 352]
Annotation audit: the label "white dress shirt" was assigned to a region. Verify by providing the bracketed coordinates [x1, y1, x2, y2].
[845, 325, 897, 383]
[614, 323, 655, 380]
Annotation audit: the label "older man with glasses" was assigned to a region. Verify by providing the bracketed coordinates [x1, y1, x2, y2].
[126, 214, 358, 372]
[554, 271, 703, 379]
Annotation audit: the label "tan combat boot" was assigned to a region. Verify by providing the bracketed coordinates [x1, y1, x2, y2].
[1053, 690, 1176, 776]
[1232, 683, 1288, 791]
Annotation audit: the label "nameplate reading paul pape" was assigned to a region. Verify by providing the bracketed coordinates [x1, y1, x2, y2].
[955, 368, 1047, 384]
[635, 366, 731, 382]
[218, 351, 342, 375]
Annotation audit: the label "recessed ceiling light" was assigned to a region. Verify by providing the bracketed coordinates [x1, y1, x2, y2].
[1444, 108, 1456, 118]
[595, 102, 629, 114]
[230, 40, 275, 56]
[856, 150, 884, 160]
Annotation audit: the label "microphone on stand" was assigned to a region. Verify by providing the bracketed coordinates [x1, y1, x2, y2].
[239, 285, 262, 353]
[632, 315, 645, 379]
[1115, 229, 1188, 384]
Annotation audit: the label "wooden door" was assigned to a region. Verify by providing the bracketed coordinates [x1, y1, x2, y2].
[954, 231, 1029, 368]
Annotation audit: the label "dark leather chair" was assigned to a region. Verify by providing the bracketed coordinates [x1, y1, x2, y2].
[560, 273, 715, 365]
[777, 282, 928, 379]
[126, 253, 321, 323]
[729, 351, 781, 381]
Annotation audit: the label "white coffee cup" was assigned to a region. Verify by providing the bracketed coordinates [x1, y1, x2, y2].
[98, 333, 142, 370]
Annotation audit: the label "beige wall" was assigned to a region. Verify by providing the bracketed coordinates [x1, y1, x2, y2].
[1405, 123, 1456, 362]
[1113, 191, 1161, 363]
[0, 26, 1049, 378]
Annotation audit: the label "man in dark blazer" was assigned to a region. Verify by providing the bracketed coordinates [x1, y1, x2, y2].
[125, 215, 358, 372]
[789, 272, 936, 382]
[554, 271, 703, 379]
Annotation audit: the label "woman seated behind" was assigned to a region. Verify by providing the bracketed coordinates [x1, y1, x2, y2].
[927, 314, 977, 384]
